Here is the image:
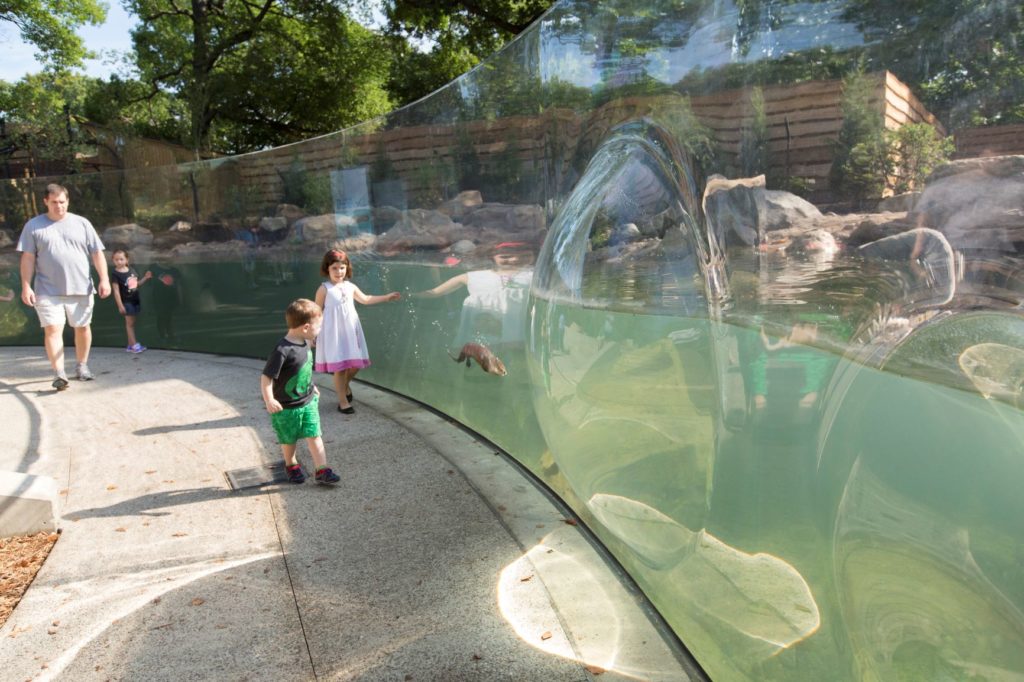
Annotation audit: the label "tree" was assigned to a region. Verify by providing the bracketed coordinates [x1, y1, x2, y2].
[375, 0, 553, 105]
[829, 69, 884, 205]
[382, 0, 550, 59]
[210, 6, 393, 151]
[843, 0, 1024, 126]
[126, 0, 394, 153]
[0, 0, 105, 70]
[739, 86, 769, 177]
[0, 72, 92, 171]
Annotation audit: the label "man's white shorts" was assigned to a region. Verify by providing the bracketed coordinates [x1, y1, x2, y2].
[35, 294, 95, 328]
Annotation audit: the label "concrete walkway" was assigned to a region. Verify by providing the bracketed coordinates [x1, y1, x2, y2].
[0, 347, 698, 681]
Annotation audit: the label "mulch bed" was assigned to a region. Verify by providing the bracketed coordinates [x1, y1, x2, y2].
[0, 532, 59, 627]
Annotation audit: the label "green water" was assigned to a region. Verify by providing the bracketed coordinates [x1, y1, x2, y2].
[4, 257, 1024, 681]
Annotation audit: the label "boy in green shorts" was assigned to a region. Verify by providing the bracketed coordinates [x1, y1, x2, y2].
[260, 298, 340, 484]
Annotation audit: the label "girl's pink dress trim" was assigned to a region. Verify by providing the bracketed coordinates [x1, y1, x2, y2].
[316, 359, 371, 372]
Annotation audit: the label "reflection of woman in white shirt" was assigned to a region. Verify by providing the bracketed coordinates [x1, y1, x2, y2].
[416, 242, 534, 347]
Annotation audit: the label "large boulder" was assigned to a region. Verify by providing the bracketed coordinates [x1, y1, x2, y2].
[763, 190, 822, 231]
[376, 209, 466, 251]
[438, 190, 483, 219]
[0, 229, 13, 249]
[258, 216, 288, 232]
[703, 175, 766, 247]
[913, 155, 1024, 252]
[275, 204, 304, 227]
[103, 223, 153, 250]
[462, 203, 545, 232]
[292, 214, 339, 243]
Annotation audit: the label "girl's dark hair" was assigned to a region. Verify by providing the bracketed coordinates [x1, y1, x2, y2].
[112, 248, 129, 259]
[320, 249, 353, 279]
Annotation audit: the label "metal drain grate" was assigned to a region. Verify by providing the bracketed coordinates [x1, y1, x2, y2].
[225, 461, 291, 490]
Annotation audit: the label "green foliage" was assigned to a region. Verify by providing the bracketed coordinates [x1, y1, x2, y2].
[739, 86, 769, 177]
[888, 123, 955, 195]
[277, 159, 332, 215]
[649, 95, 721, 174]
[0, 0, 105, 69]
[80, 76, 192, 147]
[844, 0, 1024, 127]
[0, 72, 94, 170]
[837, 121, 954, 205]
[380, 0, 549, 61]
[385, 38, 479, 108]
[830, 69, 884, 204]
[126, 0, 394, 153]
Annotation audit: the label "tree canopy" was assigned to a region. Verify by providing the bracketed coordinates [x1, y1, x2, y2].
[0, 0, 105, 69]
[125, 0, 394, 153]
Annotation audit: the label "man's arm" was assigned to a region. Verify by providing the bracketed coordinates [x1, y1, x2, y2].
[19, 251, 36, 307]
[91, 250, 111, 298]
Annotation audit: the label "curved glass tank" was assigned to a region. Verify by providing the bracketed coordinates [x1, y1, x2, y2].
[3, 1, 1023, 679]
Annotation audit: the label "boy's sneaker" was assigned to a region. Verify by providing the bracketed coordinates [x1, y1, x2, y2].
[76, 363, 94, 381]
[128, 343, 147, 353]
[52, 375, 70, 391]
[315, 467, 340, 485]
[285, 465, 306, 484]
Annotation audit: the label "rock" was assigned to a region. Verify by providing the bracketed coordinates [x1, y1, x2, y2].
[462, 203, 545, 232]
[275, 204, 304, 226]
[259, 216, 288, 232]
[373, 206, 404, 232]
[376, 209, 464, 250]
[876, 192, 920, 213]
[332, 232, 376, 253]
[763, 190, 822, 231]
[450, 239, 477, 255]
[153, 231, 193, 250]
[292, 214, 339, 242]
[703, 175, 766, 247]
[191, 223, 234, 243]
[846, 219, 914, 248]
[103, 224, 154, 249]
[0, 229, 13, 249]
[913, 155, 1024, 252]
[438, 191, 483, 219]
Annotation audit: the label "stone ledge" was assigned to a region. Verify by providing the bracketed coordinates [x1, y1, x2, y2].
[0, 471, 59, 538]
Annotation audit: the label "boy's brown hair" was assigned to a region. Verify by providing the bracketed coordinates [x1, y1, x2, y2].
[285, 298, 322, 329]
[320, 249, 353, 279]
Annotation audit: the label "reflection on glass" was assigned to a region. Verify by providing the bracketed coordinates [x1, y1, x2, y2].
[3, 1, 1023, 679]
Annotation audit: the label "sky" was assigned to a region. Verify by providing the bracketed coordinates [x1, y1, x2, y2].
[0, 2, 137, 82]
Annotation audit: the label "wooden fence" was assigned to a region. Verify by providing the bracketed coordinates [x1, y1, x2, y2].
[4, 71, 950, 228]
[954, 124, 1024, 158]
[219, 70, 942, 212]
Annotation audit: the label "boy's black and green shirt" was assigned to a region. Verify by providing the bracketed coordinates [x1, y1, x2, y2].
[262, 338, 315, 408]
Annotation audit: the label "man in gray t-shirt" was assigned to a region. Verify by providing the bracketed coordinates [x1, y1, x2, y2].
[17, 183, 111, 390]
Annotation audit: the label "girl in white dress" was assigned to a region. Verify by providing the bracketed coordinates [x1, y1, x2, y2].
[415, 241, 534, 347]
[314, 249, 400, 413]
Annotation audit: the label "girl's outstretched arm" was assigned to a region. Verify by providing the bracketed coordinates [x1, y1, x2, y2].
[352, 284, 401, 305]
[413, 273, 468, 298]
[314, 283, 327, 310]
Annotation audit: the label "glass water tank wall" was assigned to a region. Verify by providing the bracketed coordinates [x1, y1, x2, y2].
[3, 1, 1023, 679]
